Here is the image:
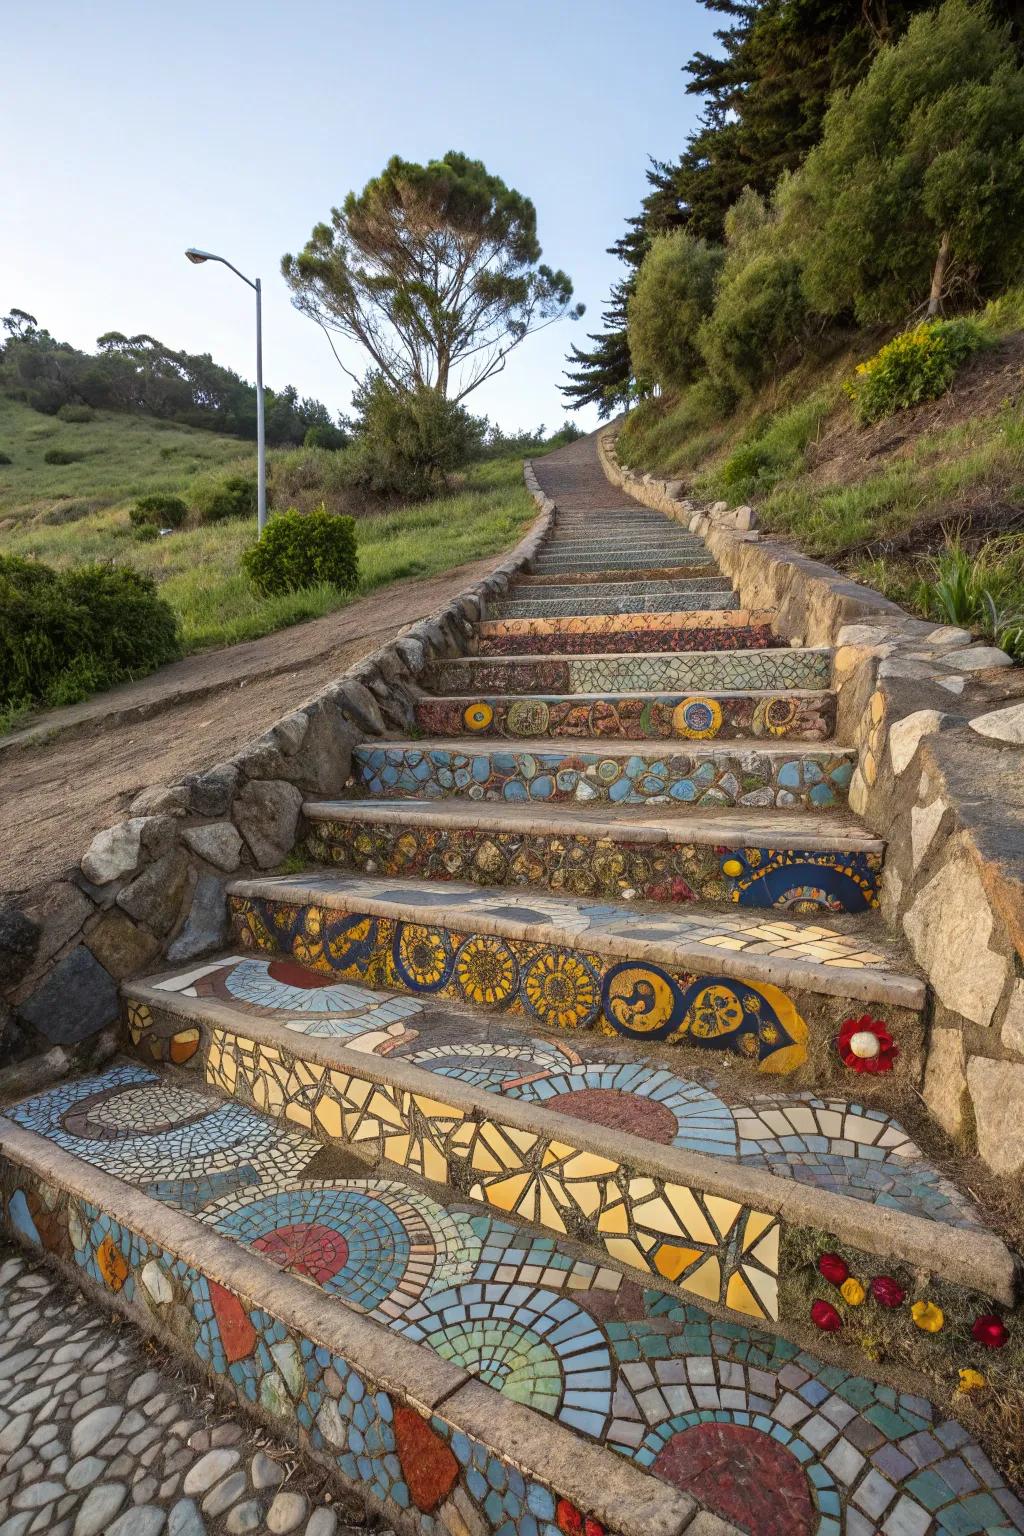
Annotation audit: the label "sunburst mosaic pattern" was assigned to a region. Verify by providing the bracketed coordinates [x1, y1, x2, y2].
[228, 890, 821, 1071]
[3, 1066, 1021, 1536]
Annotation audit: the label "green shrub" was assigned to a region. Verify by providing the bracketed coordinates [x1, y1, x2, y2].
[42, 448, 84, 465]
[712, 392, 832, 500]
[303, 422, 347, 451]
[697, 252, 807, 395]
[923, 533, 1024, 659]
[844, 320, 983, 424]
[242, 505, 359, 598]
[0, 556, 180, 710]
[346, 376, 484, 498]
[132, 523, 159, 542]
[628, 232, 723, 390]
[130, 493, 187, 528]
[56, 403, 95, 423]
[0, 452, 11, 465]
[191, 470, 258, 522]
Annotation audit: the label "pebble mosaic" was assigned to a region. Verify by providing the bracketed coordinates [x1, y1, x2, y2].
[476, 611, 778, 657]
[4, 1070, 1021, 1536]
[0, 1248, 357, 1536]
[306, 815, 883, 912]
[425, 648, 834, 695]
[485, 592, 740, 619]
[414, 691, 837, 743]
[351, 742, 856, 810]
[141, 953, 971, 1230]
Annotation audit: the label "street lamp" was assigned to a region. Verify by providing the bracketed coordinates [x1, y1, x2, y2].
[185, 247, 267, 536]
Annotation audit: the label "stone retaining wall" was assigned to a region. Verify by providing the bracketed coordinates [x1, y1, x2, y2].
[599, 423, 1024, 1184]
[0, 472, 555, 1069]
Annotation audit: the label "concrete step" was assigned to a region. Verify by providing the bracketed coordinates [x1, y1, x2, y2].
[0, 1066, 728, 1536]
[223, 870, 924, 1087]
[476, 609, 778, 656]
[531, 555, 714, 575]
[302, 798, 885, 913]
[414, 690, 837, 743]
[522, 564, 717, 584]
[350, 737, 857, 811]
[425, 647, 833, 695]
[485, 593, 740, 620]
[9, 1071, 1020, 1536]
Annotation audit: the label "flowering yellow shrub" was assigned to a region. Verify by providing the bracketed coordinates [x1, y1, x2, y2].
[844, 319, 982, 424]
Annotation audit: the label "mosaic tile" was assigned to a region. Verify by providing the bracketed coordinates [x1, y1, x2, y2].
[486, 591, 740, 619]
[414, 691, 837, 743]
[352, 742, 855, 810]
[476, 613, 779, 657]
[308, 817, 882, 912]
[3, 1068, 1020, 1536]
[228, 890, 821, 1071]
[425, 648, 834, 695]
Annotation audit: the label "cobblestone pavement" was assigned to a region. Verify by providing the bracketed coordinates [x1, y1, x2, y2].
[0, 1246, 382, 1536]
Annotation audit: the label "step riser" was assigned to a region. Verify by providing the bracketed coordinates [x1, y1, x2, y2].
[507, 580, 732, 600]
[425, 651, 832, 694]
[121, 997, 1013, 1321]
[486, 595, 740, 619]
[413, 693, 837, 743]
[0, 1120, 685, 1536]
[306, 816, 883, 911]
[476, 619, 778, 657]
[227, 891, 922, 1083]
[352, 744, 855, 811]
[530, 558, 711, 574]
[523, 565, 715, 584]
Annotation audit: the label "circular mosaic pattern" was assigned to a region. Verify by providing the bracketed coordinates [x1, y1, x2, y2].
[392, 923, 455, 993]
[652, 1421, 816, 1535]
[753, 695, 800, 738]
[68, 1083, 213, 1139]
[454, 936, 520, 1007]
[463, 702, 493, 731]
[201, 1181, 466, 1313]
[223, 958, 424, 1023]
[398, 1282, 612, 1426]
[541, 1086, 680, 1144]
[522, 951, 601, 1029]
[506, 699, 550, 737]
[672, 697, 723, 740]
[602, 963, 683, 1041]
[401, 1037, 580, 1088]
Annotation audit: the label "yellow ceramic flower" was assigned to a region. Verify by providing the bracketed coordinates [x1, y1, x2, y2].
[840, 1277, 866, 1306]
[957, 1368, 987, 1393]
[911, 1300, 945, 1333]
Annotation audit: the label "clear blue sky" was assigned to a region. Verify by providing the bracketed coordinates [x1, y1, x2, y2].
[2, 1, 718, 432]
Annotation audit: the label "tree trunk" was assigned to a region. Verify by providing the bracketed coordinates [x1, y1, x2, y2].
[927, 230, 951, 317]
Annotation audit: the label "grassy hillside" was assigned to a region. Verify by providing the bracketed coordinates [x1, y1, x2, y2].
[0, 398, 537, 680]
[0, 397, 245, 525]
[617, 291, 1024, 655]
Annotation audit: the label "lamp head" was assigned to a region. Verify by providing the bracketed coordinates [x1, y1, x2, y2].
[185, 248, 211, 264]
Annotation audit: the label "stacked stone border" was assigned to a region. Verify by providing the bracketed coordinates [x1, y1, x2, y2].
[598, 423, 1024, 1187]
[0, 1117, 723, 1536]
[0, 469, 555, 1068]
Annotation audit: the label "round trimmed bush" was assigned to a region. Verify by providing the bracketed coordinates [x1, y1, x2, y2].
[130, 493, 187, 528]
[0, 556, 180, 710]
[43, 448, 84, 466]
[192, 471, 258, 523]
[242, 504, 359, 598]
[56, 404, 95, 424]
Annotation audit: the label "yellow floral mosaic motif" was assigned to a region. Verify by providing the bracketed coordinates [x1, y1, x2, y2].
[203, 1026, 782, 1321]
[228, 896, 809, 1072]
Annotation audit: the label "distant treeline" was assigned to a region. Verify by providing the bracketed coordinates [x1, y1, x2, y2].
[0, 308, 348, 448]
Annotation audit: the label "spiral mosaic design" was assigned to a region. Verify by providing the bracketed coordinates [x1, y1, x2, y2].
[672, 696, 723, 739]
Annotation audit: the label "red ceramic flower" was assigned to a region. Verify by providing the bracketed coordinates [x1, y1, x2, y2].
[556, 1502, 584, 1536]
[817, 1253, 849, 1286]
[811, 1299, 844, 1332]
[838, 1015, 898, 1073]
[870, 1275, 906, 1308]
[971, 1314, 1009, 1350]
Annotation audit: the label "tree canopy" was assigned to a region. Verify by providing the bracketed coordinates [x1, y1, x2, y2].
[282, 151, 583, 403]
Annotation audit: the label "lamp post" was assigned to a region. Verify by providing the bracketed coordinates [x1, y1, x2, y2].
[185, 247, 267, 536]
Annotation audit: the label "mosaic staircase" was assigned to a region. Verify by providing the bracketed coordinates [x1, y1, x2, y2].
[2, 437, 1022, 1536]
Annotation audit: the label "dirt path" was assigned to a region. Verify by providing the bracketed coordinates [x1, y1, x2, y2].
[0, 556, 502, 897]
